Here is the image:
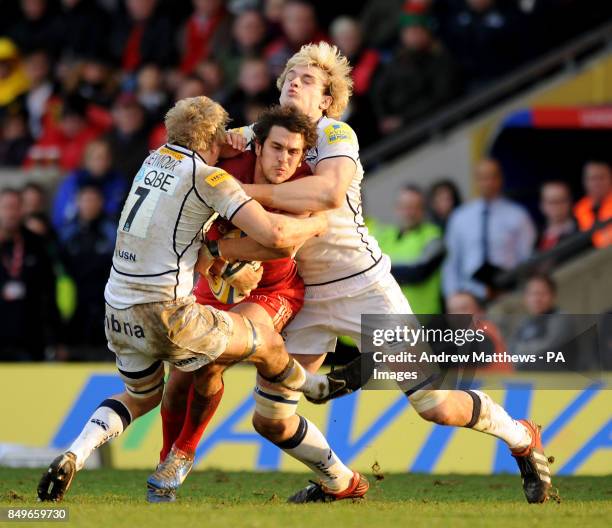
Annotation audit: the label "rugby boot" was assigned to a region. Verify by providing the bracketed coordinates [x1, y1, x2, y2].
[287, 472, 369, 503]
[37, 451, 77, 502]
[146, 446, 193, 502]
[511, 420, 553, 503]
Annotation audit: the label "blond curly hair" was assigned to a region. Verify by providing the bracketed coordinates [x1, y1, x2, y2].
[165, 96, 229, 153]
[277, 42, 353, 119]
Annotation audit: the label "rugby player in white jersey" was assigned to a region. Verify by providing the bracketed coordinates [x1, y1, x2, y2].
[231, 43, 553, 504]
[37, 96, 342, 502]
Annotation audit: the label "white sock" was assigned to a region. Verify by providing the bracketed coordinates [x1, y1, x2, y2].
[277, 359, 329, 399]
[468, 390, 531, 451]
[68, 399, 132, 470]
[279, 416, 353, 492]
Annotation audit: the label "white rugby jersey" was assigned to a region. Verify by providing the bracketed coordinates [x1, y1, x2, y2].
[238, 117, 383, 287]
[105, 144, 251, 309]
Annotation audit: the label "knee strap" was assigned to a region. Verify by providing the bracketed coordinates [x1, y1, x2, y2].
[240, 315, 262, 361]
[253, 382, 301, 419]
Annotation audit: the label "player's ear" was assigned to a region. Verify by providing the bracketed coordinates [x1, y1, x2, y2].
[320, 95, 332, 112]
[254, 140, 262, 157]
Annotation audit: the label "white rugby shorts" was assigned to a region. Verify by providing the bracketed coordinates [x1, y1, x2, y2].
[283, 271, 412, 356]
[105, 295, 234, 375]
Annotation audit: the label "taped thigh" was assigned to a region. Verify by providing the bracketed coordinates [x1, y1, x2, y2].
[408, 389, 450, 413]
[117, 359, 165, 399]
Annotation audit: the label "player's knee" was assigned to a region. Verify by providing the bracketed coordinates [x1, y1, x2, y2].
[193, 363, 225, 397]
[409, 389, 451, 423]
[252, 383, 300, 429]
[252, 413, 292, 441]
[254, 325, 284, 358]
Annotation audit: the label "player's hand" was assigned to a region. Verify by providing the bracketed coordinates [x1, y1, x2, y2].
[225, 262, 263, 296]
[196, 241, 222, 276]
[226, 131, 247, 152]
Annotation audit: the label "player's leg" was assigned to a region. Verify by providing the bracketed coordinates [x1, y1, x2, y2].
[147, 362, 226, 502]
[215, 310, 336, 400]
[409, 389, 552, 503]
[147, 302, 272, 501]
[38, 357, 165, 502]
[158, 366, 191, 462]
[255, 298, 367, 502]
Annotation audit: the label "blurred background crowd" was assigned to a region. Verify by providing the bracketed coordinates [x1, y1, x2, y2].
[0, 0, 610, 368]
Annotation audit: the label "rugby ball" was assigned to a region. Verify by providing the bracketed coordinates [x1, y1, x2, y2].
[208, 260, 262, 304]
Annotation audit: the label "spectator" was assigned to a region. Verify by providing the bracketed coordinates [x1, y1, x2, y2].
[104, 93, 150, 178]
[427, 179, 462, 232]
[265, 0, 328, 77]
[63, 54, 119, 109]
[179, 0, 233, 75]
[371, 9, 459, 135]
[136, 63, 169, 125]
[219, 9, 270, 87]
[446, 290, 509, 371]
[52, 138, 128, 230]
[224, 58, 277, 124]
[21, 182, 54, 237]
[0, 188, 64, 361]
[0, 112, 32, 166]
[194, 60, 230, 102]
[510, 274, 584, 371]
[372, 185, 445, 314]
[442, 158, 536, 300]
[330, 16, 380, 146]
[359, 0, 406, 51]
[441, 0, 523, 90]
[21, 49, 55, 139]
[57, 184, 116, 359]
[109, 0, 176, 74]
[537, 181, 577, 252]
[330, 17, 379, 98]
[0, 39, 30, 113]
[574, 161, 612, 248]
[24, 95, 105, 171]
[8, 0, 62, 57]
[263, 0, 286, 39]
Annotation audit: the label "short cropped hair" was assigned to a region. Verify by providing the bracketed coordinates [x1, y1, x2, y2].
[277, 42, 353, 119]
[253, 105, 318, 152]
[165, 96, 229, 153]
[526, 273, 557, 294]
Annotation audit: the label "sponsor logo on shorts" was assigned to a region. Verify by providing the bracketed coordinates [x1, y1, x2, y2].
[174, 356, 199, 367]
[105, 313, 145, 338]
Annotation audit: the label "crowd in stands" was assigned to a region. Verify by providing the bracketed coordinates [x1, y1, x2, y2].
[0, 0, 611, 364]
[1, 0, 611, 168]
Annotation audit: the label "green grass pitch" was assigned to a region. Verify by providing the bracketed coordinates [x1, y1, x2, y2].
[1, 469, 611, 528]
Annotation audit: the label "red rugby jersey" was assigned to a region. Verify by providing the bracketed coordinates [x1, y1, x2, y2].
[194, 151, 310, 302]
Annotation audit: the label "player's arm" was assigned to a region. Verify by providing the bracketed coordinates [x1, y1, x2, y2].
[242, 156, 356, 213]
[217, 236, 299, 262]
[231, 200, 327, 248]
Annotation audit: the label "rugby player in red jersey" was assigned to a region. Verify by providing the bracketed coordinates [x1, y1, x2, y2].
[146, 105, 336, 501]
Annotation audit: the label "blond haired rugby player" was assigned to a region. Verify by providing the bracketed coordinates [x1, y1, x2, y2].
[37, 96, 342, 502]
[238, 43, 553, 504]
